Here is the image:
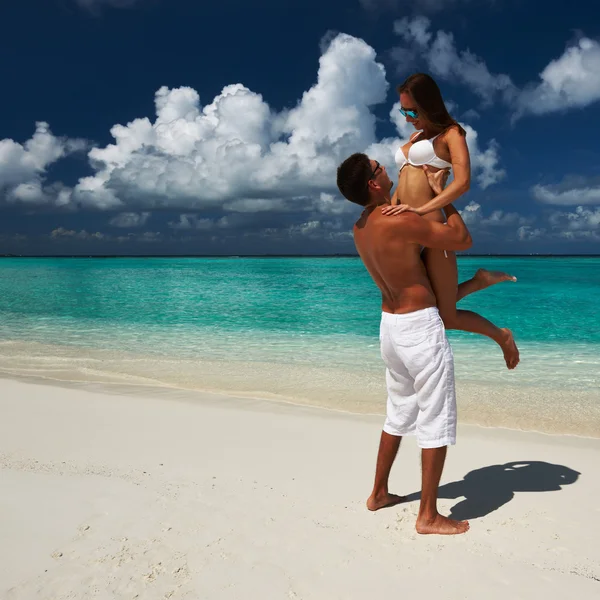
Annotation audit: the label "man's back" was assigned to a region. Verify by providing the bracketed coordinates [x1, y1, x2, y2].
[354, 207, 437, 314]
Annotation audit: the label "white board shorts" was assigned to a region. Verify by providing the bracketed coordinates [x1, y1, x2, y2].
[380, 307, 457, 449]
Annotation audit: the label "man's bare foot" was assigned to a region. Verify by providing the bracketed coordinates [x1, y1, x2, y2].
[475, 268, 517, 289]
[366, 492, 406, 511]
[499, 328, 520, 369]
[416, 514, 470, 535]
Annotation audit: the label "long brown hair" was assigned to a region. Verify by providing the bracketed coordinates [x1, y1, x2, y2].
[397, 73, 466, 136]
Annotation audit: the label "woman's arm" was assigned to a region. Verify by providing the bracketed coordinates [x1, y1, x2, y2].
[411, 127, 471, 215]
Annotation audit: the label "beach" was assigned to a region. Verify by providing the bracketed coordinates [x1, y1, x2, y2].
[1, 256, 599, 597]
[1, 257, 599, 437]
[2, 377, 600, 599]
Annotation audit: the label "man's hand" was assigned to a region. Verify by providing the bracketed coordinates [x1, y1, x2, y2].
[424, 165, 450, 196]
[381, 204, 422, 216]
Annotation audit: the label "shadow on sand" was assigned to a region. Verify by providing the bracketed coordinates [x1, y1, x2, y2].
[404, 461, 580, 521]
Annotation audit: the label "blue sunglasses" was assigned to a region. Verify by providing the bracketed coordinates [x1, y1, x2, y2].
[399, 107, 419, 119]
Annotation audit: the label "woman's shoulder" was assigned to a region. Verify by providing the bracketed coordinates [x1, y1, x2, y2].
[440, 123, 467, 140]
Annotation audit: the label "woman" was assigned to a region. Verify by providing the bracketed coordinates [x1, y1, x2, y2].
[383, 73, 519, 369]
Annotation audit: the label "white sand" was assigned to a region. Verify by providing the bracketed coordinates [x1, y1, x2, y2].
[1, 378, 599, 599]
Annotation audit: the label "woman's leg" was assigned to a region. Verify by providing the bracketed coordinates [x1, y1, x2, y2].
[457, 269, 517, 302]
[423, 248, 520, 369]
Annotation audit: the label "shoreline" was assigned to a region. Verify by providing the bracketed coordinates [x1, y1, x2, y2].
[1, 377, 600, 598]
[2, 371, 600, 443]
[0, 337, 599, 438]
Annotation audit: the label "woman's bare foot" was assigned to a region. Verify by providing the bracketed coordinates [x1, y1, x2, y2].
[416, 514, 470, 535]
[475, 268, 517, 289]
[366, 492, 406, 511]
[499, 328, 520, 369]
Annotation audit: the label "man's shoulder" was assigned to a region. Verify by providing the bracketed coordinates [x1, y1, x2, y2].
[376, 210, 421, 232]
[357, 211, 421, 246]
[376, 212, 427, 251]
[355, 206, 419, 231]
[355, 208, 384, 231]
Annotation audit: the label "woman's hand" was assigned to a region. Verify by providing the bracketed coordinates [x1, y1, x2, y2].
[424, 165, 450, 196]
[381, 204, 422, 216]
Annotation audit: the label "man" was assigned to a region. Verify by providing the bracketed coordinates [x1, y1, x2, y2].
[336, 153, 472, 535]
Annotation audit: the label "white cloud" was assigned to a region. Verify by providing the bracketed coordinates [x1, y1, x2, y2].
[393, 17, 516, 106]
[532, 176, 600, 206]
[1, 31, 503, 230]
[462, 125, 505, 189]
[517, 225, 546, 241]
[393, 15, 433, 46]
[459, 201, 532, 232]
[319, 30, 341, 54]
[517, 206, 600, 241]
[517, 38, 600, 117]
[459, 201, 482, 226]
[51, 227, 105, 241]
[66, 34, 387, 211]
[284, 219, 352, 241]
[458, 203, 598, 242]
[0, 122, 86, 205]
[296, 220, 320, 236]
[222, 198, 292, 213]
[9, 182, 48, 204]
[134, 231, 163, 243]
[168, 215, 228, 231]
[461, 108, 480, 121]
[548, 206, 600, 239]
[392, 18, 600, 117]
[312, 192, 356, 216]
[223, 193, 356, 217]
[109, 212, 151, 227]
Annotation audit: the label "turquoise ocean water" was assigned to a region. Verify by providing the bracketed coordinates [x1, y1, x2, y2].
[0, 257, 598, 435]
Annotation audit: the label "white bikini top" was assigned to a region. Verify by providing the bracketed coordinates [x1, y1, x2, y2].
[394, 132, 453, 171]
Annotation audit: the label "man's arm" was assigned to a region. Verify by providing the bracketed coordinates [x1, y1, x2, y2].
[389, 204, 472, 251]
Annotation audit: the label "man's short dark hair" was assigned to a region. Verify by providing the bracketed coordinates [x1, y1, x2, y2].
[336, 153, 371, 207]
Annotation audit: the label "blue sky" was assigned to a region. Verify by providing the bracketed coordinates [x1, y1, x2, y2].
[1, 0, 599, 255]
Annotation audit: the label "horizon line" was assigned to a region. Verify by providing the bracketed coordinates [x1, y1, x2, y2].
[1, 254, 599, 259]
